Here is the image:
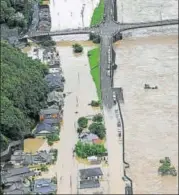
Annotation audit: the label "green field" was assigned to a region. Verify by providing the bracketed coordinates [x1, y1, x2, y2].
[88, 48, 101, 100]
[90, 0, 104, 26]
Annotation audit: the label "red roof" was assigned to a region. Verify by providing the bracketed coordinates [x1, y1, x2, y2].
[92, 139, 103, 144]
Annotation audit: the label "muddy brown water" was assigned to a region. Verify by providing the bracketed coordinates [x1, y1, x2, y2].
[114, 35, 178, 194]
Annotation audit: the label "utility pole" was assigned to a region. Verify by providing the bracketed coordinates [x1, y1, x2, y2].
[81, 4, 85, 27]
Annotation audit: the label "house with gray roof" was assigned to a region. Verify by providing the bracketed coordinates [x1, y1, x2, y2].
[43, 118, 60, 126]
[10, 150, 54, 166]
[47, 91, 64, 108]
[45, 73, 64, 92]
[80, 180, 100, 189]
[40, 107, 60, 119]
[34, 122, 57, 136]
[79, 167, 103, 180]
[1, 167, 35, 185]
[33, 178, 57, 194]
[79, 133, 99, 144]
[3, 182, 31, 195]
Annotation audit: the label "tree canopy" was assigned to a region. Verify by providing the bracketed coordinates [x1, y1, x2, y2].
[75, 141, 107, 159]
[0, 0, 34, 29]
[77, 117, 88, 128]
[92, 113, 103, 122]
[88, 122, 106, 139]
[72, 43, 83, 53]
[158, 157, 177, 176]
[1, 41, 49, 150]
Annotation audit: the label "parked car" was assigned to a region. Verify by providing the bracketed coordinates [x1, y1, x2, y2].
[113, 92, 116, 102]
[107, 70, 110, 77]
[117, 121, 121, 127]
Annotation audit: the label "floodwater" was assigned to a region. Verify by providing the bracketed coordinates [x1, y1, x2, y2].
[113, 35, 178, 194]
[116, 0, 178, 39]
[117, 0, 178, 23]
[49, 0, 100, 41]
[24, 45, 100, 193]
[55, 46, 101, 194]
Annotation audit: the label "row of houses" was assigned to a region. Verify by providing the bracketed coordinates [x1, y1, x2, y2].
[0, 47, 63, 194]
[10, 150, 54, 166]
[1, 165, 57, 194]
[33, 47, 65, 136]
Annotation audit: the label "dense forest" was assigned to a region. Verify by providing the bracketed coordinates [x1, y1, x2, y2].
[0, 0, 35, 29]
[0, 41, 49, 151]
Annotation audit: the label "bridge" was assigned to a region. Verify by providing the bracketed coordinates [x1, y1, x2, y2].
[19, 18, 178, 40]
[19, 27, 95, 40]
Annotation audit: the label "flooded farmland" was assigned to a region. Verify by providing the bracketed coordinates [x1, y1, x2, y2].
[113, 35, 178, 194]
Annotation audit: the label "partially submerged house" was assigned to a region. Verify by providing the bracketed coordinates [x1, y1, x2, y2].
[47, 91, 64, 108]
[10, 150, 54, 166]
[33, 178, 57, 194]
[45, 73, 64, 92]
[79, 133, 100, 144]
[43, 118, 61, 127]
[34, 122, 57, 136]
[1, 167, 35, 186]
[3, 181, 31, 195]
[80, 180, 100, 189]
[79, 167, 103, 189]
[79, 167, 103, 180]
[40, 107, 60, 121]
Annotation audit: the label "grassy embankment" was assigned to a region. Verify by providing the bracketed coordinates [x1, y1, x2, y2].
[88, 0, 104, 101]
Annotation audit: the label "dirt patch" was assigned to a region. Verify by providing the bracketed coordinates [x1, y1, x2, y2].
[24, 138, 45, 153]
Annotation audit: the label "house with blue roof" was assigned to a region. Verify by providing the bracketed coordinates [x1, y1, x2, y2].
[33, 178, 57, 194]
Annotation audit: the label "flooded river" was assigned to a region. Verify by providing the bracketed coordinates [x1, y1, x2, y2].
[114, 35, 178, 194]
[49, 0, 99, 41]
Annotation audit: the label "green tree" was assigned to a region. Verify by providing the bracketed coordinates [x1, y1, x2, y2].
[40, 164, 49, 172]
[47, 133, 60, 142]
[77, 117, 88, 128]
[92, 114, 103, 122]
[77, 127, 83, 134]
[75, 141, 106, 158]
[158, 157, 177, 176]
[72, 43, 83, 53]
[91, 100, 100, 107]
[88, 122, 106, 139]
[41, 40, 56, 47]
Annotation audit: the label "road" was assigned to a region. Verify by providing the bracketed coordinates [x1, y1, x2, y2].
[56, 91, 78, 194]
[98, 1, 125, 194]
